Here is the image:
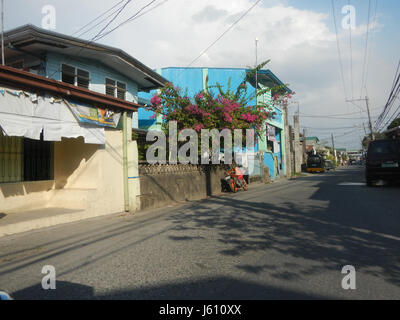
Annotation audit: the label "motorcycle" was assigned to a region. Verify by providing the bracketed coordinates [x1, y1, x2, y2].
[224, 168, 248, 193]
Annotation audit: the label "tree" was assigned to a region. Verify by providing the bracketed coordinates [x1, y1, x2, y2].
[388, 118, 400, 130]
[362, 132, 385, 149]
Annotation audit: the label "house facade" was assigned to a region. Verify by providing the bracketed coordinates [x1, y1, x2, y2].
[0, 25, 167, 227]
[138, 67, 291, 181]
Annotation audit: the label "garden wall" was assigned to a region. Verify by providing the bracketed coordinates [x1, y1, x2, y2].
[139, 164, 231, 210]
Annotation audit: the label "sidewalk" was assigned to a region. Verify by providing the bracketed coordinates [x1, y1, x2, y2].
[0, 177, 292, 238]
[0, 207, 122, 238]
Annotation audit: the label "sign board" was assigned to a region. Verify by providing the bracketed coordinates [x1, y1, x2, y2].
[267, 125, 276, 142]
[67, 101, 121, 128]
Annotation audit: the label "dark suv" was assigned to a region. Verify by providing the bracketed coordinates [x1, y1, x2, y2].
[365, 139, 400, 186]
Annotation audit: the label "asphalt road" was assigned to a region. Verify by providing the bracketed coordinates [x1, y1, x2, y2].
[0, 166, 399, 300]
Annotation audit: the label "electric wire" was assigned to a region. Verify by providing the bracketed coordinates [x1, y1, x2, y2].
[71, 0, 125, 37]
[185, 0, 263, 68]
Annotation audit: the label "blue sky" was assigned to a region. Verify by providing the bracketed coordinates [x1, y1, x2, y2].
[3, 0, 400, 150]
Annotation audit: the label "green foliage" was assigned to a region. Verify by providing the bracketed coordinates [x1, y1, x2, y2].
[388, 118, 400, 130]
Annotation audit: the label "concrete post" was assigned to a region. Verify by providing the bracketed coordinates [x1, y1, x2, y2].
[289, 125, 295, 174]
[293, 115, 302, 173]
[283, 104, 292, 178]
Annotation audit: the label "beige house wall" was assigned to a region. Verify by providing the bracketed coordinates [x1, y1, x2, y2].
[0, 122, 141, 216]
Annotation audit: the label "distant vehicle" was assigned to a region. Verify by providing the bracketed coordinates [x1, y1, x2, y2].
[365, 139, 400, 186]
[324, 160, 335, 172]
[307, 155, 325, 173]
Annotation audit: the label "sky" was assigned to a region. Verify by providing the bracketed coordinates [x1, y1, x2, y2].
[4, 0, 400, 150]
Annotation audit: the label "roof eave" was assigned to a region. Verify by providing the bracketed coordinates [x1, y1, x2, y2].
[4, 24, 168, 90]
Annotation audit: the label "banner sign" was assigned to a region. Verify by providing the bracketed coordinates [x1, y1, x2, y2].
[67, 100, 121, 128]
[267, 125, 276, 142]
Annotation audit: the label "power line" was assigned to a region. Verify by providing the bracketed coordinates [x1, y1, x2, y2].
[331, 0, 349, 101]
[374, 58, 400, 131]
[46, 0, 135, 79]
[362, 0, 378, 96]
[93, 0, 162, 41]
[300, 115, 371, 120]
[71, 0, 125, 37]
[360, 0, 372, 98]
[348, 0, 354, 99]
[300, 106, 382, 118]
[91, 0, 133, 42]
[75, 3, 128, 39]
[185, 0, 263, 68]
[302, 125, 362, 130]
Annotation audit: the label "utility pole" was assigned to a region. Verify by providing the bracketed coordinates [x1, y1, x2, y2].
[283, 102, 292, 178]
[255, 37, 258, 99]
[1, 0, 4, 66]
[255, 37, 263, 182]
[365, 96, 375, 140]
[302, 129, 307, 170]
[346, 96, 375, 140]
[331, 133, 336, 163]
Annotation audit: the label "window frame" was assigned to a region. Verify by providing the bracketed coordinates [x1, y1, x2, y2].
[105, 77, 127, 100]
[61, 63, 91, 90]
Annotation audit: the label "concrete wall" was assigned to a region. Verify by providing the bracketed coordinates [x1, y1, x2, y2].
[0, 126, 141, 215]
[0, 180, 54, 212]
[139, 164, 230, 211]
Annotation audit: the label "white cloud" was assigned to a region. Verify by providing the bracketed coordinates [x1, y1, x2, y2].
[100, 0, 391, 149]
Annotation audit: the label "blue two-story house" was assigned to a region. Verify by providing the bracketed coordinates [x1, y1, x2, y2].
[138, 67, 291, 181]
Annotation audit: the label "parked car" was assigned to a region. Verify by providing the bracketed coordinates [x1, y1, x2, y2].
[365, 139, 400, 186]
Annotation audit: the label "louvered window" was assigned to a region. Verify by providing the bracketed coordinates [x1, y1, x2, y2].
[61, 64, 75, 85]
[77, 69, 90, 89]
[105, 78, 116, 96]
[61, 64, 90, 89]
[117, 82, 126, 100]
[105, 78, 127, 100]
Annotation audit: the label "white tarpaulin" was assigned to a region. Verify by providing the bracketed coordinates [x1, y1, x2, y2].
[0, 87, 105, 144]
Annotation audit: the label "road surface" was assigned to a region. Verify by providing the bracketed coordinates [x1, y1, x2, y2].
[0, 166, 399, 299]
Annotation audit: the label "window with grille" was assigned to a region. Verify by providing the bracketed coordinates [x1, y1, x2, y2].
[105, 78, 127, 100]
[61, 64, 90, 89]
[0, 131, 52, 183]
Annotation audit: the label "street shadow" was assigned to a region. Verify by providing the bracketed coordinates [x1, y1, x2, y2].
[163, 174, 400, 286]
[10, 277, 333, 300]
[12, 281, 94, 300]
[98, 276, 331, 300]
[2, 169, 399, 299]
